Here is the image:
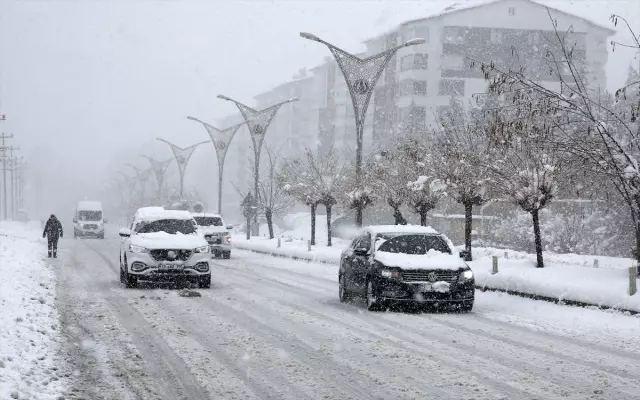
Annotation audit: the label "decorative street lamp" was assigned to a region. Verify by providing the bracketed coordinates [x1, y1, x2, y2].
[156, 138, 209, 200]
[118, 171, 138, 208]
[126, 163, 153, 205]
[187, 116, 245, 215]
[300, 32, 425, 227]
[216, 95, 298, 234]
[140, 155, 173, 202]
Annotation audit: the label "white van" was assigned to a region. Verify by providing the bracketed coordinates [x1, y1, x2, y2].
[73, 201, 106, 239]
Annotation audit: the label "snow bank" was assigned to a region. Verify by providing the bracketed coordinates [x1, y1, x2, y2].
[233, 234, 640, 312]
[0, 221, 67, 399]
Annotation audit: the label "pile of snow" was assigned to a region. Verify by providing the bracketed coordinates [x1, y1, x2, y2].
[0, 221, 67, 399]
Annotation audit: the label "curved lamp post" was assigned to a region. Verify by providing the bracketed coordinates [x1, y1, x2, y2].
[156, 138, 209, 200]
[300, 32, 425, 227]
[126, 163, 152, 205]
[140, 155, 173, 202]
[187, 116, 245, 214]
[216, 95, 299, 234]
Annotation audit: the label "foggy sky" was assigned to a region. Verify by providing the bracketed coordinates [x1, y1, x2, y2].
[0, 0, 637, 219]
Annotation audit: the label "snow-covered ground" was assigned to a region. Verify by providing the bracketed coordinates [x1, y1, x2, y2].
[0, 221, 68, 400]
[232, 224, 640, 312]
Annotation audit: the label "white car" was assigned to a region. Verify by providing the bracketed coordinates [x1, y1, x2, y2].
[191, 212, 232, 259]
[118, 208, 211, 288]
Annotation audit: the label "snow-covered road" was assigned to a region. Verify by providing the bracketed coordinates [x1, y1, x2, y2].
[54, 237, 640, 400]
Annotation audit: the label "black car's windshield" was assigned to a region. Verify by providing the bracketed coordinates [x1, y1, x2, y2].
[136, 219, 196, 235]
[193, 216, 223, 227]
[78, 211, 102, 221]
[376, 234, 451, 255]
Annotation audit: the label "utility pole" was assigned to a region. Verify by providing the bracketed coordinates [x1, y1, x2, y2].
[0, 131, 14, 220]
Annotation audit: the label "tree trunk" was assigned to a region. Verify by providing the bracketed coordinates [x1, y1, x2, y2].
[310, 203, 317, 246]
[355, 205, 363, 228]
[327, 204, 332, 247]
[266, 208, 274, 239]
[532, 209, 544, 268]
[419, 208, 427, 227]
[245, 215, 251, 241]
[464, 202, 473, 261]
[393, 206, 407, 225]
[635, 221, 640, 262]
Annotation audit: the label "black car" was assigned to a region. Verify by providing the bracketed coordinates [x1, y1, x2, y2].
[339, 226, 475, 311]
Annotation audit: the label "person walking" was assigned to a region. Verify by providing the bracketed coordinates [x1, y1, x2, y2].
[43, 214, 63, 258]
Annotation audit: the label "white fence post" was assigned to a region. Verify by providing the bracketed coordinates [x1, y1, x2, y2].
[277, 237, 281, 248]
[504, 251, 508, 259]
[593, 259, 599, 269]
[492, 256, 499, 275]
[307, 240, 311, 252]
[629, 264, 638, 296]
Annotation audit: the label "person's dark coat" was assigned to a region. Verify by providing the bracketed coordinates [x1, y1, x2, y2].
[43, 215, 63, 239]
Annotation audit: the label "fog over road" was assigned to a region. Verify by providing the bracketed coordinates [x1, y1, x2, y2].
[53, 237, 640, 400]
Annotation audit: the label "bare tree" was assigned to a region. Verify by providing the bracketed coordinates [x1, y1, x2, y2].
[280, 148, 347, 246]
[367, 150, 410, 225]
[258, 145, 293, 239]
[473, 11, 640, 259]
[434, 97, 492, 260]
[406, 174, 447, 226]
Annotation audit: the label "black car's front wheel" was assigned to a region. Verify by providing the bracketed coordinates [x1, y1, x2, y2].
[338, 274, 352, 302]
[366, 280, 381, 311]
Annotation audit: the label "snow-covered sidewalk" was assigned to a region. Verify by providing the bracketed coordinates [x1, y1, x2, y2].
[232, 234, 640, 313]
[0, 221, 67, 400]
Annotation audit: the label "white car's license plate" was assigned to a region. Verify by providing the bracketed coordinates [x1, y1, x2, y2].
[158, 263, 184, 270]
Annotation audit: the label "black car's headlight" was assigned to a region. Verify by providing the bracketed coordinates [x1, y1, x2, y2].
[458, 268, 474, 283]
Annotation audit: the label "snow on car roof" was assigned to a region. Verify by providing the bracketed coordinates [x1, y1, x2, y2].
[191, 212, 223, 218]
[134, 207, 194, 222]
[365, 225, 441, 235]
[77, 201, 102, 211]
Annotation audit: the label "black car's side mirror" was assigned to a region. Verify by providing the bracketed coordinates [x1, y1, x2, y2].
[72, 217, 78, 223]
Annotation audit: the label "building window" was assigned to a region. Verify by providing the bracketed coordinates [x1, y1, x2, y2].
[528, 31, 540, 45]
[508, 7, 515, 16]
[441, 54, 465, 71]
[400, 53, 429, 71]
[403, 25, 429, 43]
[398, 79, 427, 96]
[439, 80, 465, 96]
[443, 26, 465, 44]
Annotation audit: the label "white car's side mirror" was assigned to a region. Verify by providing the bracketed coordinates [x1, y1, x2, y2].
[119, 228, 132, 238]
[226, 225, 233, 230]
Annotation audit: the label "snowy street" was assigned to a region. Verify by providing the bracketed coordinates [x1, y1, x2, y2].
[48, 236, 640, 400]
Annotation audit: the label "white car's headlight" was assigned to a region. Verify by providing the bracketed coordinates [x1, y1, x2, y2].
[194, 245, 210, 254]
[459, 269, 474, 282]
[224, 236, 232, 244]
[129, 244, 149, 253]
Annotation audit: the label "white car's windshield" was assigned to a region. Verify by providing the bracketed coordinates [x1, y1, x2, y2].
[376, 234, 451, 255]
[136, 219, 196, 235]
[194, 216, 223, 227]
[78, 211, 102, 221]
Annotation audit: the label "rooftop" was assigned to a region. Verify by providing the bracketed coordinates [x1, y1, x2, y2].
[366, 0, 616, 42]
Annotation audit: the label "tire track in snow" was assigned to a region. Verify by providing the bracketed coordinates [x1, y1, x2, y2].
[76, 240, 211, 400]
[219, 257, 640, 399]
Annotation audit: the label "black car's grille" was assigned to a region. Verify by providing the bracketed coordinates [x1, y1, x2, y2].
[150, 249, 193, 262]
[83, 224, 98, 229]
[402, 270, 459, 283]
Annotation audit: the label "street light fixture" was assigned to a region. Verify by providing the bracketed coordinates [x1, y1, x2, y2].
[126, 163, 152, 205]
[299, 32, 425, 227]
[140, 155, 173, 202]
[156, 138, 209, 200]
[216, 95, 299, 235]
[187, 116, 245, 215]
